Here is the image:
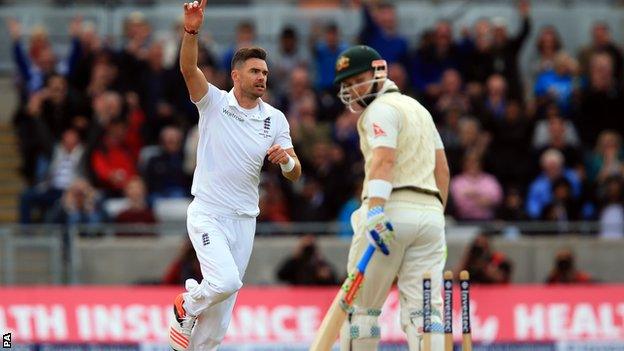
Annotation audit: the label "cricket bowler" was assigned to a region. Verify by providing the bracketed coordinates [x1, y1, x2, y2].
[333, 45, 450, 350]
[169, 1, 302, 350]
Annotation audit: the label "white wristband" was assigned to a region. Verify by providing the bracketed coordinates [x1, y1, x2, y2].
[367, 179, 393, 200]
[280, 155, 296, 173]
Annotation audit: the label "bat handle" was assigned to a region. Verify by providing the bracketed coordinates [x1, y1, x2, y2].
[356, 244, 376, 273]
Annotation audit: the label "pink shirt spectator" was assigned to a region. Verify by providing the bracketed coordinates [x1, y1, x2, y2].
[451, 172, 503, 220]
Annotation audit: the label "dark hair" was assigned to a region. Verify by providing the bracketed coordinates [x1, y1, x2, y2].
[536, 26, 562, 54]
[281, 26, 297, 39]
[237, 21, 255, 32]
[325, 22, 338, 33]
[231, 46, 267, 70]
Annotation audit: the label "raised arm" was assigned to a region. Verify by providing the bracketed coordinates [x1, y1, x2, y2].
[180, 0, 209, 102]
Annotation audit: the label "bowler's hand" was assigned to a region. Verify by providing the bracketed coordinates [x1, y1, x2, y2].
[267, 145, 291, 165]
[366, 206, 394, 255]
[183, 0, 207, 32]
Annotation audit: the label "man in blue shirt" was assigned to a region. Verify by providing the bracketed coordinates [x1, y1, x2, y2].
[311, 22, 348, 91]
[526, 148, 582, 219]
[357, 1, 409, 65]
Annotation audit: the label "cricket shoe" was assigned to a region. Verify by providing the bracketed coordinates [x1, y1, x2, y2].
[169, 293, 197, 350]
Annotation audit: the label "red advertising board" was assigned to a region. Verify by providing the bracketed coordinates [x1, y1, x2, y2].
[1, 285, 623, 344]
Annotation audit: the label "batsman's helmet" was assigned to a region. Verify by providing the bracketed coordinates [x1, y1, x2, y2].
[334, 45, 388, 112]
[333, 45, 384, 85]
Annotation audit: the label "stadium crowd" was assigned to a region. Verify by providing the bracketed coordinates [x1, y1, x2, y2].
[7, 1, 624, 238]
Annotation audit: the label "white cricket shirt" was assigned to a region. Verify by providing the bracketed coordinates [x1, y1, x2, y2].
[191, 84, 293, 217]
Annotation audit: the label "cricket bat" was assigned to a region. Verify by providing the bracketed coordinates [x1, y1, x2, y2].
[309, 244, 377, 351]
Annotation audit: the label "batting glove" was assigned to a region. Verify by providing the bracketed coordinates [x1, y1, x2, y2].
[366, 206, 394, 255]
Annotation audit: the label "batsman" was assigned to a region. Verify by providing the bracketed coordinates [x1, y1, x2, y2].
[333, 45, 450, 350]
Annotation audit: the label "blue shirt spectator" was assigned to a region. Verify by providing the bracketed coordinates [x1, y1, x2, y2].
[358, 3, 408, 64]
[534, 52, 579, 115]
[526, 149, 582, 219]
[9, 19, 82, 98]
[410, 21, 460, 94]
[311, 23, 348, 91]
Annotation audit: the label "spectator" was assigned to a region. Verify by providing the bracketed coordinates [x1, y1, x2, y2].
[577, 53, 624, 147]
[86, 57, 121, 99]
[541, 177, 581, 222]
[462, 19, 495, 86]
[144, 126, 189, 202]
[490, 0, 531, 100]
[479, 74, 509, 124]
[578, 22, 624, 83]
[534, 116, 584, 170]
[534, 52, 579, 116]
[69, 20, 104, 92]
[496, 187, 528, 221]
[118, 12, 153, 92]
[409, 20, 460, 96]
[598, 176, 624, 239]
[457, 234, 513, 284]
[357, 1, 409, 64]
[115, 177, 156, 235]
[532, 26, 563, 81]
[221, 21, 255, 73]
[526, 149, 581, 219]
[7, 18, 82, 99]
[137, 41, 178, 141]
[162, 241, 202, 285]
[291, 176, 328, 221]
[437, 108, 462, 151]
[450, 151, 503, 220]
[532, 106, 580, 149]
[489, 100, 532, 186]
[91, 119, 138, 195]
[36, 74, 83, 141]
[332, 109, 361, 166]
[585, 130, 624, 184]
[277, 234, 338, 285]
[278, 66, 315, 121]
[445, 117, 489, 175]
[20, 129, 86, 223]
[258, 176, 290, 223]
[546, 249, 592, 284]
[289, 95, 331, 163]
[307, 142, 351, 218]
[271, 26, 307, 94]
[435, 69, 470, 117]
[310, 22, 348, 92]
[45, 178, 105, 225]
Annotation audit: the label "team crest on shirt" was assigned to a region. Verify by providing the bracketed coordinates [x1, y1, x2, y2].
[259, 117, 271, 138]
[372, 123, 387, 137]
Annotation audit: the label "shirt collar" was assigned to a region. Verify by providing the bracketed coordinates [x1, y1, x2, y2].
[227, 89, 271, 120]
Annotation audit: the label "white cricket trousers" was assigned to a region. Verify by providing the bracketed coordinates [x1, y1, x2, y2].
[340, 191, 447, 351]
[183, 198, 256, 350]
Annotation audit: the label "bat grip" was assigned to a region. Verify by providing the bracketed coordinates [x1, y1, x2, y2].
[356, 245, 376, 273]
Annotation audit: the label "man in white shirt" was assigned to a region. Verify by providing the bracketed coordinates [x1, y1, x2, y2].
[333, 45, 450, 350]
[169, 1, 301, 350]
